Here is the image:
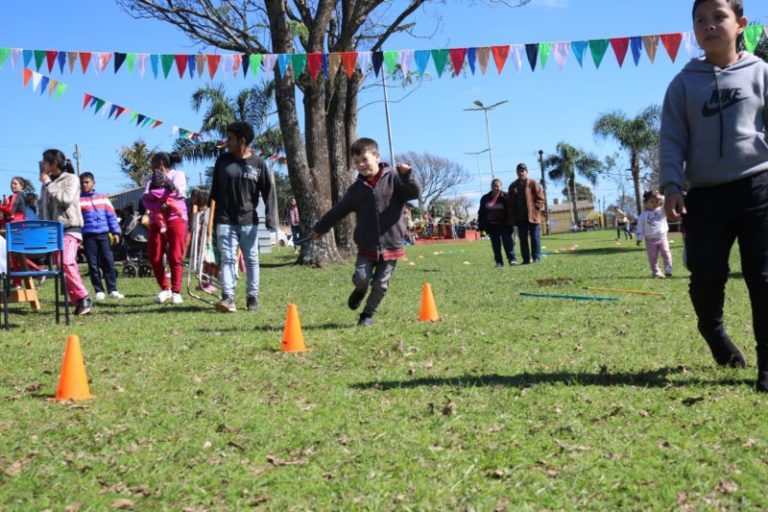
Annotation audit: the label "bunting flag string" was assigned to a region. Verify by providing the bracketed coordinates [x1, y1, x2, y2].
[1, 26, 766, 81]
[21, 68, 67, 99]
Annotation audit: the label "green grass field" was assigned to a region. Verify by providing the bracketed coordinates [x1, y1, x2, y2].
[2, 230, 767, 511]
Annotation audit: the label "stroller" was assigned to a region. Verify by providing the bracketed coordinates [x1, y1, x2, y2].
[119, 211, 153, 278]
[187, 202, 221, 303]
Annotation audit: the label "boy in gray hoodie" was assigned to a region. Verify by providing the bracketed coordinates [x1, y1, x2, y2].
[661, 0, 768, 391]
[311, 138, 420, 326]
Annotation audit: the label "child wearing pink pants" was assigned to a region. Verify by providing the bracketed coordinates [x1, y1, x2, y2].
[637, 190, 672, 279]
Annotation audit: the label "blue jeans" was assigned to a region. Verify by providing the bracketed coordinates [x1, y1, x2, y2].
[517, 222, 542, 263]
[83, 233, 118, 294]
[290, 225, 302, 245]
[216, 223, 260, 299]
[486, 225, 515, 265]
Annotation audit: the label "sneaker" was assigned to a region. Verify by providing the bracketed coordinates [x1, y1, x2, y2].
[510, 261, 519, 266]
[172, 293, 183, 305]
[74, 296, 93, 316]
[94, 292, 106, 301]
[109, 290, 125, 299]
[652, 271, 665, 279]
[155, 289, 172, 304]
[216, 296, 237, 313]
[495, 263, 504, 268]
[357, 313, 374, 327]
[246, 296, 258, 312]
[664, 267, 673, 278]
[347, 289, 366, 310]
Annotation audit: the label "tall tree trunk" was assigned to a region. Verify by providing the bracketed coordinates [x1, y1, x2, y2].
[326, 73, 356, 255]
[631, 151, 642, 216]
[266, 0, 339, 266]
[568, 176, 578, 225]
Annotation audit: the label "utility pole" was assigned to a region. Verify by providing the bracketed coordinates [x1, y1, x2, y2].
[538, 149, 550, 235]
[73, 144, 81, 176]
[464, 100, 508, 180]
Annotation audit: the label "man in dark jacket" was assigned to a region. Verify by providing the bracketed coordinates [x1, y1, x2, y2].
[508, 163, 545, 264]
[312, 137, 421, 326]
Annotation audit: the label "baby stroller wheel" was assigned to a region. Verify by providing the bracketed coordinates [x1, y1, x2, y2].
[123, 263, 138, 278]
[139, 264, 154, 278]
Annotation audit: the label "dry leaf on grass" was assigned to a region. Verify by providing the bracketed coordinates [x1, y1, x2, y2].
[110, 498, 134, 510]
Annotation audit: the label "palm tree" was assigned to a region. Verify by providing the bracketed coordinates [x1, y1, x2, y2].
[593, 106, 661, 215]
[175, 82, 281, 164]
[544, 143, 602, 225]
[119, 139, 155, 186]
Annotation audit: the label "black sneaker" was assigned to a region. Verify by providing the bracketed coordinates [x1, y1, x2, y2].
[216, 296, 237, 313]
[74, 296, 93, 316]
[348, 289, 366, 310]
[246, 296, 258, 312]
[357, 313, 374, 327]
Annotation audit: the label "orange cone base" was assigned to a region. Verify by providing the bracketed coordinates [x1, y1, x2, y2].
[419, 283, 440, 322]
[282, 304, 307, 353]
[55, 335, 92, 401]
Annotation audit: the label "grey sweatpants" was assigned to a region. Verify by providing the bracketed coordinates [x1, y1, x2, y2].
[353, 256, 398, 316]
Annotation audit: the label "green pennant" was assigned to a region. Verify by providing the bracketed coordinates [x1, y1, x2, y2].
[0, 48, 9, 69]
[383, 51, 399, 75]
[129, 111, 139, 123]
[33, 50, 46, 71]
[588, 39, 609, 69]
[538, 42, 552, 69]
[161, 54, 174, 78]
[54, 83, 67, 99]
[125, 53, 137, 74]
[249, 54, 263, 75]
[291, 54, 307, 77]
[744, 25, 764, 53]
[94, 99, 106, 114]
[431, 49, 449, 77]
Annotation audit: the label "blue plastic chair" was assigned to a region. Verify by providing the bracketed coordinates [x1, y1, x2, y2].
[3, 220, 69, 329]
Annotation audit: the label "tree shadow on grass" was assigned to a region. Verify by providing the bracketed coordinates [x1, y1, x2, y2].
[351, 367, 753, 390]
[197, 322, 352, 334]
[262, 260, 299, 268]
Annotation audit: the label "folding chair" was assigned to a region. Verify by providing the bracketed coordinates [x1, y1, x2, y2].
[3, 220, 69, 329]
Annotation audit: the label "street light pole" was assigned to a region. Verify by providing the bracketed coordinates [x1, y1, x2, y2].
[465, 148, 490, 194]
[464, 100, 508, 180]
[538, 149, 550, 235]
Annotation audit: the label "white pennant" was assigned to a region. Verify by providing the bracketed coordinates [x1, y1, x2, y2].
[31, 72, 43, 91]
[509, 45, 524, 72]
[683, 32, 700, 59]
[222, 55, 234, 78]
[172, 125, 180, 135]
[137, 54, 147, 78]
[553, 42, 570, 70]
[11, 48, 21, 69]
[357, 51, 372, 73]
[102, 101, 112, 117]
[398, 50, 414, 76]
[262, 54, 277, 73]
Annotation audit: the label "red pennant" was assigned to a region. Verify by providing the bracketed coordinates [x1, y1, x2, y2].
[341, 52, 358, 79]
[78, 52, 92, 73]
[491, 45, 510, 74]
[232, 54, 242, 76]
[114, 106, 126, 119]
[174, 55, 188, 78]
[207, 54, 221, 79]
[153, 120, 163, 129]
[46, 50, 57, 73]
[449, 48, 466, 76]
[307, 53, 323, 80]
[22, 68, 33, 86]
[660, 33, 683, 62]
[82, 93, 92, 109]
[610, 37, 630, 67]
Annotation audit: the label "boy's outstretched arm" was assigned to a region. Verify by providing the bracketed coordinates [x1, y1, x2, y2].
[394, 162, 421, 200]
[311, 189, 356, 239]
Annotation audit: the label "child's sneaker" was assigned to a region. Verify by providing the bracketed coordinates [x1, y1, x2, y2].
[653, 271, 665, 279]
[109, 291, 125, 299]
[246, 296, 258, 312]
[216, 296, 236, 313]
[171, 293, 183, 304]
[357, 313, 374, 327]
[74, 296, 93, 316]
[155, 289, 172, 304]
[94, 292, 106, 301]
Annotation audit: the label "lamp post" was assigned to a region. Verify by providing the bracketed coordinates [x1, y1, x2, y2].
[464, 100, 508, 180]
[538, 149, 550, 235]
[465, 148, 490, 193]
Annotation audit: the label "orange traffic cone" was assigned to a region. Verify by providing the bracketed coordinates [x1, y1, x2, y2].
[55, 335, 92, 400]
[419, 282, 440, 322]
[282, 304, 307, 353]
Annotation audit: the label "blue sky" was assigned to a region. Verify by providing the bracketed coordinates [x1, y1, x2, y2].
[0, 0, 765, 211]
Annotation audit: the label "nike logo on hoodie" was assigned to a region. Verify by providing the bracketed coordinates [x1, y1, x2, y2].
[701, 87, 748, 117]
